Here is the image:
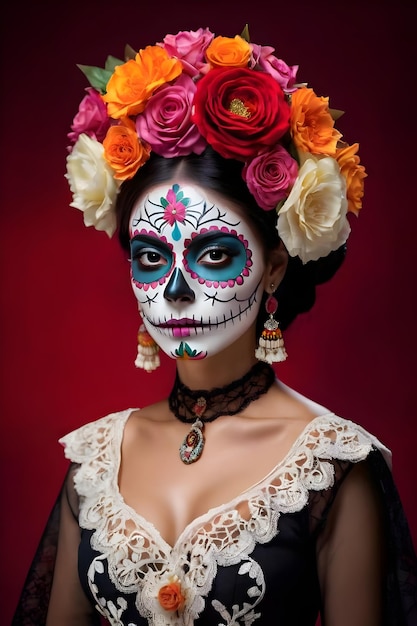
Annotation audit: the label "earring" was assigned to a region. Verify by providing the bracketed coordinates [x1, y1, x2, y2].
[135, 323, 160, 372]
[255, 284, 287, 363]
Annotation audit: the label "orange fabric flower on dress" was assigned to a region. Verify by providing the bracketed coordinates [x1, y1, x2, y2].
[205, 35, 251, 68]
[290, 86, 342, 155]
[103, 118, 150, 180]
[157, 578, 185, 612]
[102, 46, 182, 119]
[336, 142, 367, 216]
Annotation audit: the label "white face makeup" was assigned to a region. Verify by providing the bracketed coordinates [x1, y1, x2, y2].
[129, 182, 267, 361]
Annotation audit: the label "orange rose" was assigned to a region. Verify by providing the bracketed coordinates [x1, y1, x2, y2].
[290, 86, 342, 155]
[205, 35, 251, 68]
[157, 579, 185, 612]
[336, 142, 367, 215]
[102, 46, 182, 119]
[103, 119, 150, 180]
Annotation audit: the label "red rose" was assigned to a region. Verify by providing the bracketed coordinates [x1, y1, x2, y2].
[191, 67, 290, 161]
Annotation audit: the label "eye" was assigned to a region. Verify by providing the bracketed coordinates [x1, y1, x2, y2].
[135, 248, 168, 270]
[130, 236, 173, 284]
[184, 233, 247, 282]
[197, 245, 234, 267]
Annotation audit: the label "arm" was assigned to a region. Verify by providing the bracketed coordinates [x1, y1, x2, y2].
[316, 459, 386, 626]
[46, 471, 99, 626]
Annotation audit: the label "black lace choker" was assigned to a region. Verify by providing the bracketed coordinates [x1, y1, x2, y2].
[169, 361, 276, 465]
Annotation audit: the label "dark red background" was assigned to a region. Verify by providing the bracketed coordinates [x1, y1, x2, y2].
[1, 1, 416, 623]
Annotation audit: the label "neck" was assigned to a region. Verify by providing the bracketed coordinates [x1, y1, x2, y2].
[175, 333, 258, 391]
[169, 360, 276, 424]
[170, 351, 276, 465]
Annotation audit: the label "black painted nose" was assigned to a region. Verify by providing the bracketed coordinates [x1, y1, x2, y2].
[164, 268, 195, 302]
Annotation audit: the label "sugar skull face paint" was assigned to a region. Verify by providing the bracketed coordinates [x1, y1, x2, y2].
[129, 182, 267, 360]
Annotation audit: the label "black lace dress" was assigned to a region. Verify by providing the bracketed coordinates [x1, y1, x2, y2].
[12, 410, 417, 626]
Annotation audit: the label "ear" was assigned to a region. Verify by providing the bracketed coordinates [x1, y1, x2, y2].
[263, 240, 288, 293]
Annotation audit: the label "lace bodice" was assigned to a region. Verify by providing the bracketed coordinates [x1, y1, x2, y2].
[59, 409, 390, 626]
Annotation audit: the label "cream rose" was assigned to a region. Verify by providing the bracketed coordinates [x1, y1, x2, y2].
[65, 133, 120, 237]
[277, 155, 350, 263]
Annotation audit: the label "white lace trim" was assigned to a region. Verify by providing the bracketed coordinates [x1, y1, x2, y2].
[59, 410, 389, 626]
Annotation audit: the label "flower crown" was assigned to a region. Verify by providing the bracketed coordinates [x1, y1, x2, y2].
[66, 26, 366, 264]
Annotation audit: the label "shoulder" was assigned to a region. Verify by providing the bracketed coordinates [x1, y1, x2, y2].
[297, 413, 392, 468]
[277, 414, 392, 522]
[58, 409, 139, 499]
[256, 413, 392, 521]
[276, 379, 392, 468]
[59, 408, 137, 463]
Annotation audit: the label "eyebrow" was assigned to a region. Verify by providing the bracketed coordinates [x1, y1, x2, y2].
[130, 234, 167, 246]
[131, 230, 242, 247]
[188, 231, 241, 246]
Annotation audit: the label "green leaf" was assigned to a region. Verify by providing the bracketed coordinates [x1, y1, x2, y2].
[124, 44, 137, 61]
[104, 55, 124, 73]
[77, 64, 113, 93]
[240, 24, 250, 42]
[275, 199, 286, 214]
[329, 107, 345, 121]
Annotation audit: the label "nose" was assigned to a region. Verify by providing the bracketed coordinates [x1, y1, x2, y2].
[164, 268, 195, 303]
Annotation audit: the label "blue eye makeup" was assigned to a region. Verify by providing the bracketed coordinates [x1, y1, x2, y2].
[184, 233, 248, 282]
[130, 236, 173, 284]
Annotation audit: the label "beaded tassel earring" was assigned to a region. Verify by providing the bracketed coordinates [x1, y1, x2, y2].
[255, 285, 287, 363]
[135, 322, 160, 372]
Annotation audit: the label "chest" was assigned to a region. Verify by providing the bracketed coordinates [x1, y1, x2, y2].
[118, 415, 307, 546]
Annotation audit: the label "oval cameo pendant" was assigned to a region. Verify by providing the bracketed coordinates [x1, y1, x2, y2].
[179, 419, 205, 464]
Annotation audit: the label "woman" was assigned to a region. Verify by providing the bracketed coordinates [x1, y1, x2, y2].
[13, 27, 417, 626]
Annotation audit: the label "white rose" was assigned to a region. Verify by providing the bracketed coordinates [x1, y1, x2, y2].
[65, 133, 120, 237]
[277, 155, 350, 263]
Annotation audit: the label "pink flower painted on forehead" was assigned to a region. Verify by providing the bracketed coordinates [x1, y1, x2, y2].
[161, 184, 189, 228]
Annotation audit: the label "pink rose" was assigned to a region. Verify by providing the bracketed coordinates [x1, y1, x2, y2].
[251, 44, 298, 93]
[160, 28, 214, 77]
[67, 87, 111, 146]
[135, 74, 206, 157]
[242, 145, 299, 210]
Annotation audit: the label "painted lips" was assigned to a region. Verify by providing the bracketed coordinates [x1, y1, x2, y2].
[158, 318, 205, 338]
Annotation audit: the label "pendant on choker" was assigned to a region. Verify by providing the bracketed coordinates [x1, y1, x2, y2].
[179, 396, 207, 464]
[179, 418, 205, 464]
[169, 362, 276, 465]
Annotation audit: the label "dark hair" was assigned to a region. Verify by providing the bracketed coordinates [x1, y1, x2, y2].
[116, 147, 345, 331]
